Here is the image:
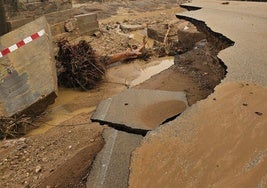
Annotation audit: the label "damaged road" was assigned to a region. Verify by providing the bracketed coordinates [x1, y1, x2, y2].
[130, 0, 267, 188]
[1, 0, 265, 187]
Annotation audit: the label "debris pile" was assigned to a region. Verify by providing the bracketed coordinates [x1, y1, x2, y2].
[56, 40, 106, 90]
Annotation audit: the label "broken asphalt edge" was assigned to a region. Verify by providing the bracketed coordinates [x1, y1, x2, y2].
[91, 119, 148, 136]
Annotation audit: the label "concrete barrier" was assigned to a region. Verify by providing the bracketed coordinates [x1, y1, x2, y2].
[0, 16, 57, 117]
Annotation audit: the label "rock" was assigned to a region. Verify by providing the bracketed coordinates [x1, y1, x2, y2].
[120, 24, 145, 32]
[17, 143, 27, 150]
[93, 31, 101, 38]
[35, 165, 42, 173]
[64, 18, 77, 32]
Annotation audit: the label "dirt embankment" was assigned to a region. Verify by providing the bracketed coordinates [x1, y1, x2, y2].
[0, 113, 104, 188]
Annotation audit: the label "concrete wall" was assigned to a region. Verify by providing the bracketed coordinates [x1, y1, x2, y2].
[0, 0, 72, 35]
[0, 0, 99, 37]
[0, 1, 8, 36]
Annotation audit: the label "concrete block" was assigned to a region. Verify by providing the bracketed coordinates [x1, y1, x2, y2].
[6, 17, 35, 31]
[50, 21, 66, 36]
[45, 9, 73, 25]
[147, 24, 177, 43]
[75, 13, 99, 35]
[0, 16, 57, 116]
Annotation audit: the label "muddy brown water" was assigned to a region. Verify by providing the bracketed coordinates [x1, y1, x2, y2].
[28, 89, 97, 136]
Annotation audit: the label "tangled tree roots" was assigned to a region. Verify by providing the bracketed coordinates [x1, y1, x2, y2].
[0, 115, 32, 139]
[56, 40, 106, 90]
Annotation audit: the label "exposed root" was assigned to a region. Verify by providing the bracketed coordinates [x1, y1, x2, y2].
[56, 40, 106, 90]
[0, 115, 33, 139]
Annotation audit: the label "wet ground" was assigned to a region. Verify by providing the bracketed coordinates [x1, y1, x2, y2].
[0, 0, 233, 187]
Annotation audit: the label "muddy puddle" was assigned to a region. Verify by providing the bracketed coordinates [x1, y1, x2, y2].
[27, 89, 97, 136]
[130, 58, 174, 87]
[106, 56, 174, 86]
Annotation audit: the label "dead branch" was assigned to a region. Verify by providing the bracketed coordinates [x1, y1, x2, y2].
[163, 24, 171, 46]
[105, 36, 147, 65]
[0, 115, 33, 139]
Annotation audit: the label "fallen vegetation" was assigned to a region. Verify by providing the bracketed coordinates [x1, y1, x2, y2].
[56, 40, 106, 90]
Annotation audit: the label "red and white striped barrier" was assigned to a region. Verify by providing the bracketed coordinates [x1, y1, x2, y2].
[0, 29, 46, 59]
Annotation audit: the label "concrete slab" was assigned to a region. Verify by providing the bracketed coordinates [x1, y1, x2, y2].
[91, 89, 188, 132]
[87, 128, 142, 188]
[0, 16, 57, 116]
